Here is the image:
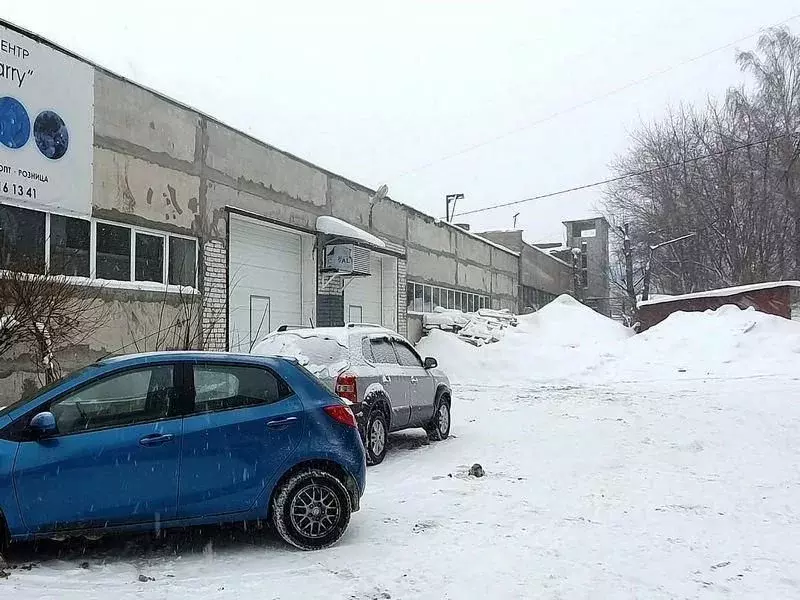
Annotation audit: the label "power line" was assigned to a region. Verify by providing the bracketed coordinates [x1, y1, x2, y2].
[453, 131, 799, 217]
[387, 12, 800, 181]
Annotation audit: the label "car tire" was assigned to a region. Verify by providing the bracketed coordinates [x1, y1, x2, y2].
[365, 408, 389, 466]
[426, 396, 451, 441]
[272, 469, 352, 551]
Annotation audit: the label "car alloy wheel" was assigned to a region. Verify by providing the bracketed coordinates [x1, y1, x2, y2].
[370, 417, 386, 457]
[273, 469, 353, 550]
[437, 403, 450, 437]
[289, 483, 342, 539]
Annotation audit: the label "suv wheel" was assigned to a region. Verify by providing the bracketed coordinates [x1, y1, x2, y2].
[427, 397, 451, 441]
[365, 408, 388, 466]
[272, 469, 352, 550]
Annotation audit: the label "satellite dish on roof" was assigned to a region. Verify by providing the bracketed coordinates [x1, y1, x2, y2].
[370, 184, 389, 203]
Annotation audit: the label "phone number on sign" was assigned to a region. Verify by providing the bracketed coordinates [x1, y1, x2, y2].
[1, 182, 37, 200]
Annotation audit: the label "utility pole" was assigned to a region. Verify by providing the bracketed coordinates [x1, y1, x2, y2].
[571, 247, 582, 301]
[445, 193, 464, 222]
[617, 223, 636, 308]
[641, 231, 697, 301]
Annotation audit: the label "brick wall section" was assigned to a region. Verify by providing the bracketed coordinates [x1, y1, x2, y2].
[202, 239, 228, 350]
[397, 258, 408, 337]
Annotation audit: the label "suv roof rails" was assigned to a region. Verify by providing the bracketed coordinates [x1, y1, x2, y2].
[345, 322, 384, 329]
[276, 324, 306, 332]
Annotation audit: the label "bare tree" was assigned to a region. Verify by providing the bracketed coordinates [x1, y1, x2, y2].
[0, 270, 109, 384]
[604, 27, 800, 294]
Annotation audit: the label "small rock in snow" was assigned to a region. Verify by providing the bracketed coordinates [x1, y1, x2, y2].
[711, 561, 731, 570]
[138, 574, 155, 583]
[469, 463, 485, 478]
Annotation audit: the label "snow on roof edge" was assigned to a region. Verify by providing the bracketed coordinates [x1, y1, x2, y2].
[444, 223, 519, 257]
[638, 280, 800, 308]
[316, 216, 386, 248]
[529, 243, 572, 268]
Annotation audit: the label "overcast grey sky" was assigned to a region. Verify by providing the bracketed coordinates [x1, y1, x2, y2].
[5, 1, 799, 242]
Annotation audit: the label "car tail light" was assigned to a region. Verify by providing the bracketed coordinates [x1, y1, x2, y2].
[324, 404, 358, 428]
[335, 372, 358, 403]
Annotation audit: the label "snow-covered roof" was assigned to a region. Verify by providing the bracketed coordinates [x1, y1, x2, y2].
[638, 281, 800, 308]
[316, 216, 386, 249]
[529, 244, 571, 268]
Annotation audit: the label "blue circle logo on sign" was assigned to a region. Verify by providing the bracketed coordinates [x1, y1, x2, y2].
[0, 96, 31, 149]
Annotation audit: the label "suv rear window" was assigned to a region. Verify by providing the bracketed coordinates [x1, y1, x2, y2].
[370, 338, 398, 364]
[252, 333, 348, 377]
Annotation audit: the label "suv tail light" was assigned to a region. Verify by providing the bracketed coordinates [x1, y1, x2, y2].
[335, 372, 358, 403]
[324, 404, 358, 428]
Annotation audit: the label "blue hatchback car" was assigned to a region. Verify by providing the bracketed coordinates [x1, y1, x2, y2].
[0, 352, 366, 552]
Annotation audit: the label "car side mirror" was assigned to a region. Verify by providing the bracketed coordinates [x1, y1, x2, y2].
[28, 411, 56, 438]
[423, 357, 438, 370]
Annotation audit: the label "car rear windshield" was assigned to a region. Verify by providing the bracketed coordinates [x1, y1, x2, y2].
[252, 333, 348, 378]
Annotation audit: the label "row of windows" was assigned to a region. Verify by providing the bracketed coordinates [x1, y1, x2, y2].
[522, 286, 557, 311]
[406, 281, 490, 314]
[0, 203, 198, 287]
[48, 363, 291, 436]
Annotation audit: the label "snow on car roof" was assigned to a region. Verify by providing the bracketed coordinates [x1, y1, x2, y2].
[638, 280, 800, 308]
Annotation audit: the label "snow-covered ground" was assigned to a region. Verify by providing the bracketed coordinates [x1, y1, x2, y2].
[4, 298, 800, 598]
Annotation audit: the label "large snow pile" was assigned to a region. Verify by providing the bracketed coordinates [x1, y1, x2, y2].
[418, 294, 633, 385]
[419, 295, 800, 385]
[589, 304, 800, 381]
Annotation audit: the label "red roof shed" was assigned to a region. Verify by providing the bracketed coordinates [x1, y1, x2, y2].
[637, 281, 800, 332]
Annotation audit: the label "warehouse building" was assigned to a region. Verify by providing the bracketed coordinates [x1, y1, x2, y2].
[0, 20, 521, 399]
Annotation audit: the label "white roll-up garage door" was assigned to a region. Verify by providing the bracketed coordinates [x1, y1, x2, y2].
[344, 252, 397, 331]
[228, 213, 305, 352]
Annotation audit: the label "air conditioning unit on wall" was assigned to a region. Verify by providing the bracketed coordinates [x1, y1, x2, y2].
[323, 244, 371, 275]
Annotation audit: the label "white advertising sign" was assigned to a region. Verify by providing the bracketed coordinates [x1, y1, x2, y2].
[0, 23, 94, 217]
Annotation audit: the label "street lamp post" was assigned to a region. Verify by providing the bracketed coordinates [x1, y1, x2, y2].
[445, 193, 464, 222]
[368, 184, 389, 229]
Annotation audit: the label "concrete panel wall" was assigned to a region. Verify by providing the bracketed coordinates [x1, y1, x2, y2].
[94, 71, 199, 163]
[520, 247, 572, 295]
[206, 122, 328, 207]
[207, 182, 317, 233]
[491, 247, 518, 275]
[408, 214, 453, 254]
[455, 233, 491, 265]
[0, 290, 199, 405]
[457, 263, 492, 291]
[492, 272, 516, 297]
[93, 148, 200, 232]
[329, 178, 370, 229]
[406, 247, 458, 286]
[370, 200, 408, 241]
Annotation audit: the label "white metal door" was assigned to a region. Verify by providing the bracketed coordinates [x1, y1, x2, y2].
[228, 214, 303, 352]
[345, 253, 397, 330]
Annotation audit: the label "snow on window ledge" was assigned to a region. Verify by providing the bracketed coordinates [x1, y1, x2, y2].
[0, 270, 200, 296]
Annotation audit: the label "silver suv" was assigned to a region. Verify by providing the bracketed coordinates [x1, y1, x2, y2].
[251, 324, 452, 465]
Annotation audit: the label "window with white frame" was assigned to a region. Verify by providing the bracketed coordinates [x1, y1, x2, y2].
[405, 281, 490, 314]
[0, 202, 198, 288]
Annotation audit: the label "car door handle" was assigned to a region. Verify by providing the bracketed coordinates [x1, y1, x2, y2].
[139, 433, 174, 447]
[410, 377, 419, 384]
[267, 416, 298, 429]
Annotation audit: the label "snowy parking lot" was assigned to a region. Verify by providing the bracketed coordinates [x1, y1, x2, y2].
[4, 298, 800, 599]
